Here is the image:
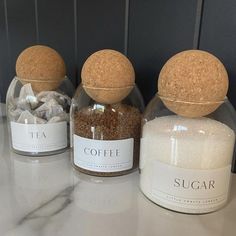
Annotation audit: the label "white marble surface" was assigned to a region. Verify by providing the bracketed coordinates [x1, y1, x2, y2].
[0, 114, 236, 236]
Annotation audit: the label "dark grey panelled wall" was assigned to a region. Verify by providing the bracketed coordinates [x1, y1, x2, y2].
[1, 0, 236, 105]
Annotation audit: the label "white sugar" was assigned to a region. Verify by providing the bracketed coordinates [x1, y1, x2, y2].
[140, 115, 235, 213]
[140, 115, 235, 169]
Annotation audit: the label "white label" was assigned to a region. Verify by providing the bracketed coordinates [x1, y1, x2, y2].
[73, 135, 134, 172]
[151, 160, 231, 211]
[11, 121, 67, 152]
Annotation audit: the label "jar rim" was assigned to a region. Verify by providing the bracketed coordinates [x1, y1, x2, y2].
[157, 93, 226, 105]
[14, 75, 68, 83]
[82, 84, 134, 90]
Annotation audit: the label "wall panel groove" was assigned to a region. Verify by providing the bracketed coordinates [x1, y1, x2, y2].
[193, 0, 204, 49]
[73, 0, 78, 86]
[0, 0, 10, 101]
[34, 0, 39, 43]
[124, 0, 130, 56]
[3, 0, 11, 66]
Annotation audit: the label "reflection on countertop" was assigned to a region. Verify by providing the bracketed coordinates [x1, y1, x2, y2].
[0, 117, 235, 236]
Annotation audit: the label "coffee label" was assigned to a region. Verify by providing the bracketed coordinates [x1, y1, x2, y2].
[11, 122, 67, 152]
[73, 135, 134, 172]
[150, 160, 231, 211]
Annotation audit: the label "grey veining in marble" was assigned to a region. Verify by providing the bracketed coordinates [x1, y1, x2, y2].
[0, 111, 236, 236]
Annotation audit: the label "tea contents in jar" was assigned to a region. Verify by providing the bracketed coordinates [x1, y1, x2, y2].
[8, 83, 70, 124]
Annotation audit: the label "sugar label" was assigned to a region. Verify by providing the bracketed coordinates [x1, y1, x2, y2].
[151, 160, 231, 211]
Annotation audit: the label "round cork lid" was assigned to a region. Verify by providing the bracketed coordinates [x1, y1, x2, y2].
[158, 50, 229, 117]
[81, 49, 135, 104]
[16, 45, 66, 91]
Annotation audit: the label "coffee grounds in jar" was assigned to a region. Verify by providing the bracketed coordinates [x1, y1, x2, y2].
[73, 103, 141, 176]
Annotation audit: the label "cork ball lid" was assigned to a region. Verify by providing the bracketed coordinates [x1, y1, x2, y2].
[16, 45, 66, 92]
[158, 50, 229, 117]
[81, 49, 135, 104]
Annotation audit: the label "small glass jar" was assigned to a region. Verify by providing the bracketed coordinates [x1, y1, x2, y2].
[6, 76, 74, 156]
[70, 85, 144, 177]
[140, 95, 236, 214]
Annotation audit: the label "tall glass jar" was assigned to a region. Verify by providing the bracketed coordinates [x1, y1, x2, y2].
[70, 85, 144, 177]
[140, 95, 236, 214]
[6, 76, 74, 156]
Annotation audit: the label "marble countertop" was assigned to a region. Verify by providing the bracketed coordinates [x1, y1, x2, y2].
[0, 113, 236, 236]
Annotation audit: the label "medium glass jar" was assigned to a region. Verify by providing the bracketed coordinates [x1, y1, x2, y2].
[70, 85, 144, 177]
[6, 76, 74, 156]
[140, 95, 236, 214]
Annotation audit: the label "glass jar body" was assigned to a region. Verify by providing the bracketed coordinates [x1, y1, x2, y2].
[70, 85, 144, 177]
[6, 77, 74, 156]
[140, 94, 236, 214]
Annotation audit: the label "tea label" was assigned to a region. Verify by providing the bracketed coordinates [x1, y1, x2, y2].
[150, 160, 231, 211]
[73, 135, 134, 172]
[11, 122, 67, 152]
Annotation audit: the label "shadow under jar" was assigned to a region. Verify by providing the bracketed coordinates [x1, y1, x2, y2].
[71, 85, 144, 177]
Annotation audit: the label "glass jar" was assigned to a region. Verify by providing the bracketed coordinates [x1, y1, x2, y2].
[140, 94, 236, 214]
[70, 85, 144, 177]
[6, 76, 74, 156]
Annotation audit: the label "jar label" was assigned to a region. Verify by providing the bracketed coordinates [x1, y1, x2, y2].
[73, 135, 134, 172]
[149, 160, 231, 212]
[11, 121, 67, 152]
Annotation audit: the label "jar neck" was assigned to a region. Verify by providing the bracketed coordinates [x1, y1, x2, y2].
[156, 93, 226, 106]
